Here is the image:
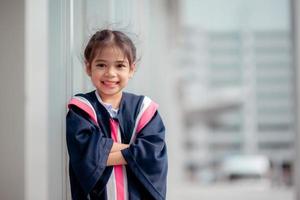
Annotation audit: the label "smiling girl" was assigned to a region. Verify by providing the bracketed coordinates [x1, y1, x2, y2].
[66, 29, 168, 200]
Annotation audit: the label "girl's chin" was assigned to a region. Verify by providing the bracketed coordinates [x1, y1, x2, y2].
[98, 90, 122, 97]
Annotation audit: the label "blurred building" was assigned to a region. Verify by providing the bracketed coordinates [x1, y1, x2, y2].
[178, 27, 295, 184]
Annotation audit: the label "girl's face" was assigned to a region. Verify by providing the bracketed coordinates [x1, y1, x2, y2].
[86, 45, 135, 104]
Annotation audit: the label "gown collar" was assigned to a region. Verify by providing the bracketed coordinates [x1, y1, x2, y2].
[95, 91, 119, 118]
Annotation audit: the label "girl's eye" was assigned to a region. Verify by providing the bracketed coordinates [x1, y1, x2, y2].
[117, 64, 126, 68]
[96, 64, 105, 68]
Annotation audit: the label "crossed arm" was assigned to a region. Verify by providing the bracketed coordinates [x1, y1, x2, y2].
[106, 142, 129, 166]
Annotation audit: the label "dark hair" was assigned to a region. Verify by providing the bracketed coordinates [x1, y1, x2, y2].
[84, 29, 137, 65]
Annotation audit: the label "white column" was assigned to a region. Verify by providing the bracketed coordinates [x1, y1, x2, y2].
[25, 0, 49, 199]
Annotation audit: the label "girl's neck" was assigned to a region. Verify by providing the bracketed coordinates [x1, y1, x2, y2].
[97, 91, 122, 109]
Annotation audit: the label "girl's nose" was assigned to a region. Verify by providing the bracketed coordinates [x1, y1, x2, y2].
[105, 66, 116, 76]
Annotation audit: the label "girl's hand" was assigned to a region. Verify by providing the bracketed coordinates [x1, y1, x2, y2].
[106, 151, 128, 166]
[110, 143, 129, 153]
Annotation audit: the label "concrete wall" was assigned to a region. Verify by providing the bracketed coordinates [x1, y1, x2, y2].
[0, 0, 25, 199]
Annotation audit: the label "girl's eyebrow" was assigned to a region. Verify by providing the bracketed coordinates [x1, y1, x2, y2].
[94, 59, 107, 63]
[94, 59, 128, 63]
[115, 60, 128, 64]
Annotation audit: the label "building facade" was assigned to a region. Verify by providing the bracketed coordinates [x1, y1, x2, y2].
[179, 28, 295, 184]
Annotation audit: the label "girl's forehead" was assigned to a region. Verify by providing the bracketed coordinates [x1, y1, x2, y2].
[94, 45, 127, 61]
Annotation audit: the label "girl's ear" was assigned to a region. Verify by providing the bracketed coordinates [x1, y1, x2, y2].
[129, 63, 136, 78]
[85, 62, 92, 76]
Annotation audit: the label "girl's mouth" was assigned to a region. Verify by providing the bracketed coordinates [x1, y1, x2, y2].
[102, 81, 119, 87]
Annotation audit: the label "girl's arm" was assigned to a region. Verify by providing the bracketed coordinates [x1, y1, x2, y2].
[120, 112, 168, 199]
[106, 142, 129, 166]
[110, 142, 129, 153]
[107, 151, 127, 166]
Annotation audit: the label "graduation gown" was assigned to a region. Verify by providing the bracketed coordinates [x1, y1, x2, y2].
[66, 91, 168, 200]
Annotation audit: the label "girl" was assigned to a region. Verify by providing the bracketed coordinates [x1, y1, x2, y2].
[66, 29, 168, 200]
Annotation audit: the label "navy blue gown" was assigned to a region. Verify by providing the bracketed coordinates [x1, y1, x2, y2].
[66, 91, 168, 200]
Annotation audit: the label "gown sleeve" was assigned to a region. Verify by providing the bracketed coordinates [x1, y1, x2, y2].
[121, 111, 168, 200]
[66, 106, 114, 197]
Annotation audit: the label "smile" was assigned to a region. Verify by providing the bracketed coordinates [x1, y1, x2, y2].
[102, 81, 119, 87]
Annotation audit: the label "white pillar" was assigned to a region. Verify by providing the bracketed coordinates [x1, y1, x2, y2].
[25, 0, 49, 199]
